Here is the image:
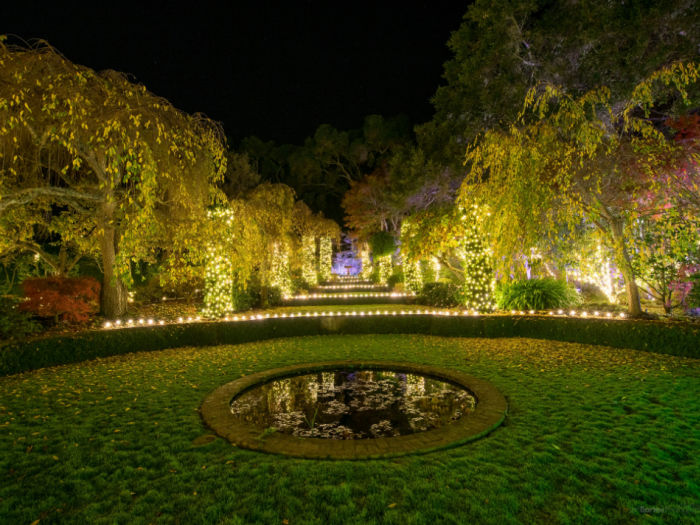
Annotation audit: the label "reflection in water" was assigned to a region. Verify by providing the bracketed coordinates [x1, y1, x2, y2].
[230, 369, 477, 439]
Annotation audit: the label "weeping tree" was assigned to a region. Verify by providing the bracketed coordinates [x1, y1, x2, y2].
[462, 62, 699, 316]
[0, 38, 227, 317]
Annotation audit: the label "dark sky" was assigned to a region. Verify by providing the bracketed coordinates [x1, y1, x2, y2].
[3, 2, 468, 145]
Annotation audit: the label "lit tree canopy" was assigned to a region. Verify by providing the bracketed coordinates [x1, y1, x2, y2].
[0, 38, 227, 316]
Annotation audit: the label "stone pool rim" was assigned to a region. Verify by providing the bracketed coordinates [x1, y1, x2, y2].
[200, 360, 508, 460]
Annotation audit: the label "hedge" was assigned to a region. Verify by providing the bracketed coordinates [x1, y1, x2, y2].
[1, 315, 698, 376]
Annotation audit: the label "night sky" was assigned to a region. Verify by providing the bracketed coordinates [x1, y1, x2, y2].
[3, 2, 468, 145]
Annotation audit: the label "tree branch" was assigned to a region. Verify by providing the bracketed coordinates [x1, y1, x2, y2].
[0, 187, 101, 215]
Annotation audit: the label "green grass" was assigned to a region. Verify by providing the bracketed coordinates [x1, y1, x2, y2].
[1, 335, 698, 524]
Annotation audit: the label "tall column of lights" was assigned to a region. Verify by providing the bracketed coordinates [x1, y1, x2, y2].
[377, 255, 392, 284]
[301, 235, 318, 286]
[461, 203, 496, 311]
[269, 242, 293, 298]
[360, 246, 372, 280]
[404, 259, 423, 293]
[431, 256, 441, 282]
[201, 208, 236, 318]
[318, 236, 333, 282]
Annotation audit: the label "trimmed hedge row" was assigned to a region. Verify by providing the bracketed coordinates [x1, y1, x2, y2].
[1, 315, 698, 376]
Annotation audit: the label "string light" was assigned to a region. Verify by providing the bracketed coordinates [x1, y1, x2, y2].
[319, 237, 333, 282]
[460, 203, 495, 311]
[301, 235, 318, 287]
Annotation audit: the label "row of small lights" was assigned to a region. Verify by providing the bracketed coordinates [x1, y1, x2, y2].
[290, 292, 415, 300]
[316, 284, 384, 290]
[103, 309, 626, 329]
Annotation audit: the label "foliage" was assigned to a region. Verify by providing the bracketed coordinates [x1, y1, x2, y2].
[419, 0, 700, 164]
[0, 39, 227, 317]
[369, 231, 395, 258]
[20, 276, 100, 324]
[403, 259, 423, 294]
[495, 278, 581, 311]
[460, 203, 495, 311]
[318, 237, 333, 282]
[687, 273, 700, 310]
[419, 282, 461, 308]
[386, 268, 403, 289]
[462, 62, 700, 315]
[630, 212, 700, 313]
[0, 295, 40, 341]
[376, 255, 392, 285]
[201, 209, 237, 318]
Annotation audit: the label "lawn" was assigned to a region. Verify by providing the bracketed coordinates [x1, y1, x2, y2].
[1, 334, 698, 524]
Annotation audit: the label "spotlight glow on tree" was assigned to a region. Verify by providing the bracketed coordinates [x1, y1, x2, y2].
[460, 203, 495, 311]
[319, 237, 333, 282]
[201, 208, 236, 318]
[301, 235, 318, 286]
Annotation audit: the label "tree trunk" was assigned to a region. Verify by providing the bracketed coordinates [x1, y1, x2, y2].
[99, 205, 127, 318]
[609, 218, 643, 316]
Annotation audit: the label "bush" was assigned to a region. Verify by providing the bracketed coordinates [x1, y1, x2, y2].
[369, 231, 395, 258]
[419, 282, 461, 308]
[687, 273, 700, 310]
[496, 278, 581, 311]
[387, 269, 404, 289]
[20, 277, 101, 324]
[0, 295, 41, 342]
[3, 314, 699, 376]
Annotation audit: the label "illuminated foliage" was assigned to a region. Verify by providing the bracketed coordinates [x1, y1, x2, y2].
[301, 235, 317, 287]
[459, 203, 495, 311]
[0, 39, 227, 317]
[269, 242, 293, 297]
[318, 237, 333, 282]
[462, 62, 700, 315]
[201, 209, 236, 318]
[376, 255, 392, 285]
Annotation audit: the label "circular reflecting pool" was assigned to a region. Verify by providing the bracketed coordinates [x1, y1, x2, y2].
[229, 369, 476, 439]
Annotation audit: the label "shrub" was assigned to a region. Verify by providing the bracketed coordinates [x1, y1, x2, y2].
[686, 273, 700, 310]
[369, 231, 395, 258]
[419, 282, 461, 307]
[496, 278, 581, 311]
[0, 295, 41, 342]
[20, 277, 101, 324]
[387, 269, 404, 289]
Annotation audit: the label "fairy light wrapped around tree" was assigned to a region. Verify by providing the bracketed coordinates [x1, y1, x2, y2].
[460, 203, 495, 311]
[269, 242, 293, 297]
[360, 243, 372, 280]
[301, 235, 318, 286]
[377, 255, 392, 284]
[318, 236, 333, 282]
[201, 208, 236, 318]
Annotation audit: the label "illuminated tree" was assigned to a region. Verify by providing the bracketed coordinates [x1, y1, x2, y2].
[201, 208, 236, 317]
[459, 203, 495, 311]
[0, 39, 226, 317]
[318, 237, 333, 282]
[463, 63, 700, 316]
[300, 235, 317, 287]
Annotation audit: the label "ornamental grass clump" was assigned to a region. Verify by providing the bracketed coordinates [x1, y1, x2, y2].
[496, 278, 581, 311]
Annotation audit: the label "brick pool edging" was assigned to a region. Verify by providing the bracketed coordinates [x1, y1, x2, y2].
[200, 360, 508, 460]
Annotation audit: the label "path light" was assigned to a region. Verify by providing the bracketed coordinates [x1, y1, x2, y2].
[593, 311, 599, 316]
[147, 319, 154, 325]
[581, 312, 588, 317]
[529, 310, 535, 315]
[548, 311, 554, 315]
[569, 311, 576, 316]
[115, 320, 122, 326]
[177, 317, 183, 323]
[104, 321, 112, 329]
[159, 320, 165, 325]
[557, 310, 563, 315]
[619, 313, 626, 318]
[606, 312, 612, 318]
